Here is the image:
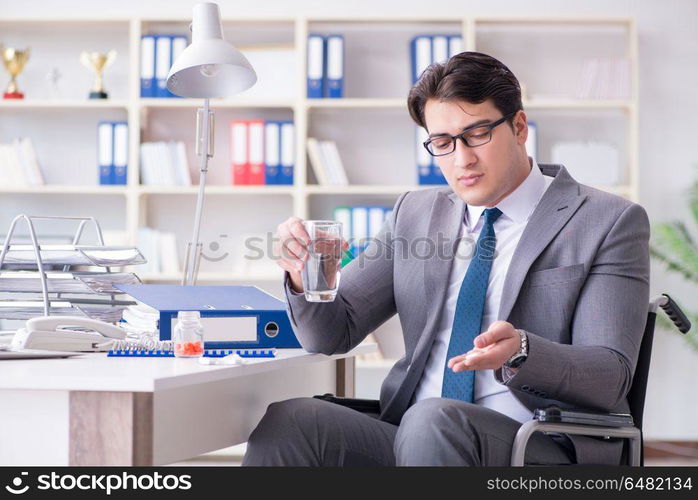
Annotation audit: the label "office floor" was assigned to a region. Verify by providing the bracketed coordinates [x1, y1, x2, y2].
[170, 445, 698, 467]
[170, 445, 246, 467]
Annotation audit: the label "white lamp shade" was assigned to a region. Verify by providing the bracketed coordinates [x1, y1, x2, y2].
[166, 2, 257, 98]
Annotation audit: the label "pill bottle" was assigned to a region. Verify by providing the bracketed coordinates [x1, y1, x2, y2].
[173, 311, 204, 358]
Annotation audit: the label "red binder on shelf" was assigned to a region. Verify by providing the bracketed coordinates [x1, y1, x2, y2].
[230, 120, 249, 185]
[247, 120, 265, 185]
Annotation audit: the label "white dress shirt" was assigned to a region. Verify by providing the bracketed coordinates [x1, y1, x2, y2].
[413, 158, 554, 423]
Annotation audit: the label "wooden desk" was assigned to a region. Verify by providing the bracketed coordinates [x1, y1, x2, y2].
[0, 345, 373, 465]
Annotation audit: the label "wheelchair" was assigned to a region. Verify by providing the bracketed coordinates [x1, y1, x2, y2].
[315, 294, 691, 466]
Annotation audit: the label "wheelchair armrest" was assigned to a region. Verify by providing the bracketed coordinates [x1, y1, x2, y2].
[313, 393, 381, 416]
[512, 408, 642, 466]
[533, 405, 634, 428]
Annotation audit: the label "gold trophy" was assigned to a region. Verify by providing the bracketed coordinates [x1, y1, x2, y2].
[1, 45, 30, 100]
[80, 50, 116, 99]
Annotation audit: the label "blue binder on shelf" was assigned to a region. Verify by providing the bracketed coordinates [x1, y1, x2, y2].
[154, 35, 172, 98]
[116, 284, 301, 350]
[447, 34, 463, 58]
[307, 34, 325, 98]
[410, 34, 462, 85]
[415, 124, 447, 185]
[411, 33, 461, 185]
[346, 205, 391, 259]
[333, 205, 353, 264]
[431, 35, 449, 64]
[350, 205, 368, 258]
[367, 205, 389, 248]
[264, 121, 281, 185]
[140, 35, 156, 98]
[97, 121, 114, 185]
[429, 157, 448, 185]
[278, 121, 295, 185]
[112, 121, 128, 185]
[410, 35, 431, 84]
[324, 34, 344, 98]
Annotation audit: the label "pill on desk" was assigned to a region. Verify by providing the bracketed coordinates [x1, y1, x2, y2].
[197, 354, 247, 366]
[222, 353, 247, 365]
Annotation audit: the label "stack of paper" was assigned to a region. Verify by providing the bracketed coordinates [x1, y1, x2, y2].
[140, 141, 192, 186]
[0, 137, 45, 187]
[307, 138, 349, 186]
[120, 302, 160, 335]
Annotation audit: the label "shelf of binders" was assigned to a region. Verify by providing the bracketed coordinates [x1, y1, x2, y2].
[306, 20, 463, 100]
[2, 15, 639, 243]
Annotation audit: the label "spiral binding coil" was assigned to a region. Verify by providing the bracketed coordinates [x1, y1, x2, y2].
[108, 333, 174, 352]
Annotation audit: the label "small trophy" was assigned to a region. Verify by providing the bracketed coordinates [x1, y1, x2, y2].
[1, 45, 30, 100]
[80, 50, 116, 99]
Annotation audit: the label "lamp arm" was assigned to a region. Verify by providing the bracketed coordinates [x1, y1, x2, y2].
[183, 97, 213, 286]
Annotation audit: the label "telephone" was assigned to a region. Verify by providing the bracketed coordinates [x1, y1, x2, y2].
[12, 316, 126, 352]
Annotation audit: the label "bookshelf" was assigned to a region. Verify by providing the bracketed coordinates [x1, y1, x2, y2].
[0, 15, 639, 285]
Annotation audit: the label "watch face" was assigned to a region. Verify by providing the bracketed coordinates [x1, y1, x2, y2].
[507, 354, 527, 368]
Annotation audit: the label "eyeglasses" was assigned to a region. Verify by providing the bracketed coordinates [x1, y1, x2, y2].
[423, 111, 518, 157]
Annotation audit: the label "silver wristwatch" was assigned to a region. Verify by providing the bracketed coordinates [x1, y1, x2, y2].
[504, 329, 528, 369]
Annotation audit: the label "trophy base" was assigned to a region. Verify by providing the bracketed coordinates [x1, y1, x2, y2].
[89, 91, 108, 99]
[3, 91, 24, 99]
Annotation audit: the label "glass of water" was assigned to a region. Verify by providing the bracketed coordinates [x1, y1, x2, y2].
[301, 220, 343, 302]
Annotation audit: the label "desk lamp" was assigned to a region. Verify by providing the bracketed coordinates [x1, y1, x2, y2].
[166, 2, 257, 285]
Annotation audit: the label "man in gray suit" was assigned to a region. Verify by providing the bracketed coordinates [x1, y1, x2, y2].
[242, 52, 649, 466]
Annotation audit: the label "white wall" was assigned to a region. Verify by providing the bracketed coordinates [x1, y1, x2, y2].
[2, 0, 697, 440]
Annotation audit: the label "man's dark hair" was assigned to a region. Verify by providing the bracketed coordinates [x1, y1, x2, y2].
[407, 51, 523, 131]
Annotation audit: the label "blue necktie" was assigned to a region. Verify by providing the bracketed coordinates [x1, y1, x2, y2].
[441, 207, 503, 403]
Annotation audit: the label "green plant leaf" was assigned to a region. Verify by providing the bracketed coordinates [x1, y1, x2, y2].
[650, 246, 698, 282]
[651, 223, 698, 279]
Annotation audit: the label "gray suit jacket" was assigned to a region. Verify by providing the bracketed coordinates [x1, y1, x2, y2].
[284, 164, 650, 465]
